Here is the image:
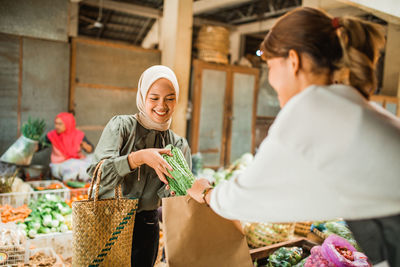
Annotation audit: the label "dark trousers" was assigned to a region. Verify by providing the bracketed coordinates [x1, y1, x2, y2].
[347, 214, 400, 266]
[131, 210, 159, 267]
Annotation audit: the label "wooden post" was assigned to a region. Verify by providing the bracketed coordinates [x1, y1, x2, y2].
[161, 0, 193, 137]
[382, 23, 400, 96]
[68, 2, 79, 37]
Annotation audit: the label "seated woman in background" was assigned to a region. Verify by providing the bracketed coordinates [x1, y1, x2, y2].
[39, 112, 94, 181]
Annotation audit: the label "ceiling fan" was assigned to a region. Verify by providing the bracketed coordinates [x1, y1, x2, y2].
[81, 0, 104, 29]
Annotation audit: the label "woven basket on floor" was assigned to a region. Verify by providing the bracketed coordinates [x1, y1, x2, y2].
[72, 160, 138, 267]
[244, 222, 295, 248]
[294, 222, 312, 236]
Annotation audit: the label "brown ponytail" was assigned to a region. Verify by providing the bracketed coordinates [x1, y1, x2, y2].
[261, 7, 385, 99]
[335, 17, 385, 99]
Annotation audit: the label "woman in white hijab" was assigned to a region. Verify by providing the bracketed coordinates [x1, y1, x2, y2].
[88, 65, 192, 267]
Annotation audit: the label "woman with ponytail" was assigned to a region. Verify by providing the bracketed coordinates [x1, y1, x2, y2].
[188, 7, 400, 265]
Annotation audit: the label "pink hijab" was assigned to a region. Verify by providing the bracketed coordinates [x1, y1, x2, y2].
[47, 112, 84, 160]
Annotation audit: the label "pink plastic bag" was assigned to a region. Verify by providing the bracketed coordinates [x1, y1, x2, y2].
[305, 246, 335, 267]
[321, 235, 370, 267]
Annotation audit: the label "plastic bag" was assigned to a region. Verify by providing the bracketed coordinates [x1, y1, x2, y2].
[50, 154, 94, 181]
[1, 136, 38, 165]
[305, 246, 335, 267]
[321, 235, 370, 267]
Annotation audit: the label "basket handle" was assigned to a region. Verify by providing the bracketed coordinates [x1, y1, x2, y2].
[88, 159, 122, 203]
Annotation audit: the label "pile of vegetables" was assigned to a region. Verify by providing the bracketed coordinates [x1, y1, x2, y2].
[0, 226, 26, 266]
[305, 235, 369, 267]
[21, 117, 46, 141]
[20, 194, 72, 238]
[0, 227, 26, 246]
[0, 204, 31, 223]
[268, 247, 304, 267]
[66, 193, 88, 207]
[24, 251, 57, 267]
[335, 246, 354, 261]
[312, 221, 360, 250]
[199, 153, 254, 185]
[244, 222, 295, 248]
[162, 145, 195, 196]
[65, 181, 90, 189]
[34, 183, 64, 191]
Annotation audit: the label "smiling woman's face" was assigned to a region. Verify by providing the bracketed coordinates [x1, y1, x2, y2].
[145, 78, 177, 124]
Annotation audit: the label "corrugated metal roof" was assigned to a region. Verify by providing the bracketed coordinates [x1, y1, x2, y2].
[78, 0, 304, 45]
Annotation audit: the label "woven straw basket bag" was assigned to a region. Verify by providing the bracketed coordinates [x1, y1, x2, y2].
[72, 160, 138, 267]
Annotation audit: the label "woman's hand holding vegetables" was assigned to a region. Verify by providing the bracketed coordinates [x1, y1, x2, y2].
[128, 148, 173, 185]
[187, 178, 212, 204]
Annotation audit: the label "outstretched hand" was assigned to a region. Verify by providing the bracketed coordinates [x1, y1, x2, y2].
[128, 148, 173, 185]
[187, 178, 212, 203]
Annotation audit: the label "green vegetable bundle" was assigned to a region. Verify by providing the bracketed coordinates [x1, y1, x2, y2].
[20, 194, 72, 238]
[324, 221, 361, 250]
[162, 144, 195, 196]
[268, 247, 303, 267]
[22, 117, 46, 141]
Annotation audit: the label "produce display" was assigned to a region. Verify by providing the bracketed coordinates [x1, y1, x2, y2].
[20, 194, 72, 238]
[312, 221, 360, 250]
[33, 183, 63, 191]
[305, 235, 369, 267]
[268, 247, 304, 267]
[0, 226, 26, 266]
[305, 246, 335, 267]
[23, 251, 57, 267]
[199, 153, 254, 185]
[66, 194, 88, 208]
[65, 181, 89, 189]
[0, 227, 26, 246]
[0, 204, 31, 223]
[162, 145, 195, 196]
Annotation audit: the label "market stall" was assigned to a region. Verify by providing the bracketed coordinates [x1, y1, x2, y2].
[0, 163, 89, 266]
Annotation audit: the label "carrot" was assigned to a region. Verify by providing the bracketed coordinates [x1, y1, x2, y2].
[0, 204, 32, 223]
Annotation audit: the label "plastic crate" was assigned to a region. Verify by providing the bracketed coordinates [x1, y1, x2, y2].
[0, 181, 69, 208]
[25, 247, 64, 266]
[0, 245, 26, 266]
[68, 187, 88, 200]
[27, 181, 70, 202]
[26, 232, 72, 260]
[0, 192, 31, 208]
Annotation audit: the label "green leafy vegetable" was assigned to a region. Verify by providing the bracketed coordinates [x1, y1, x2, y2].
[162, 144, 195, 196]
[21, 117, 46, 141]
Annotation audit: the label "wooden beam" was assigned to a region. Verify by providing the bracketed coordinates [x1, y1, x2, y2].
[235, 17, 277, 34]
[82, 0, 162, 19]
[382, 23, 400, 96]
[75, 37, 160, 53]
[69, 39, 77, 113]
[76, 82, 137, 91]
[338, 0, 400, 23]
[193, 0, 253, 15]
[17, 37, 23, 137]
[68, 2, 79, 37]
[193, 17, 237, 30]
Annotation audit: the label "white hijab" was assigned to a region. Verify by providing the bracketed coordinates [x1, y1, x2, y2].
[134, 65, 179, 131]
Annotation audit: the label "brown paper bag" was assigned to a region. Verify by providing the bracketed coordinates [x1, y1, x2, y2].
[162, 195, 253, 267]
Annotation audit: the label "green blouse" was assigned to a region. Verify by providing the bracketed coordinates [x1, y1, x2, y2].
[87, 115, 191, 212]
